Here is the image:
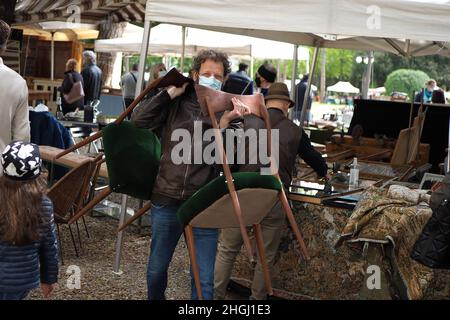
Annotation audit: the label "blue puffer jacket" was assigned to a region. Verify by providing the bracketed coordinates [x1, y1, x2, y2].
[0, 197, 59, 293]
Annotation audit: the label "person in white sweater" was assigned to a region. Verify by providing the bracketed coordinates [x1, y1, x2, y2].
[0, 20, 30, 167]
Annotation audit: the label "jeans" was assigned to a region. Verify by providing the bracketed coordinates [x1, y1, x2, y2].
[147, 203, 219, 300]
[123, 98, 134, 120]
[0, 291, 29, 300]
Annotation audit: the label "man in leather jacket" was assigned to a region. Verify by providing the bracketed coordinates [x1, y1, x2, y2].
[131, 50, 249, 300]
[214, 82, 328, 300]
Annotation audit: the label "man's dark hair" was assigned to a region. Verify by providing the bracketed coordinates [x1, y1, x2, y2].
[302, 74, 309, 82]
[238, 62, 248, 72]
[257, 62, 277, 83]
[132, 63, 139, 71]
[192, 49, 231, 77]
[0, 19, 11, 49]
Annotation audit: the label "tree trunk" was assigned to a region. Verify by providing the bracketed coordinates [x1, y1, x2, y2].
[97, 19, 127, 88]
[320, 49, 327, 103]
[362, 51, 374, 99]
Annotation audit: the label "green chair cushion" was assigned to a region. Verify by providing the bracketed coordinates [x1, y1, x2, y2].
[103, 121, 161, 200]
[176, 172, 282, 228]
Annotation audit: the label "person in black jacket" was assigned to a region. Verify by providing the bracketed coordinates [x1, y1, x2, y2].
[59, 59, 84, 115]
[294, 74, 313, 122]
[81, 50, 102, 105]
[0, 141, 59, 300]
[215, 83, 327, 300]
[222, 62, 254, 95]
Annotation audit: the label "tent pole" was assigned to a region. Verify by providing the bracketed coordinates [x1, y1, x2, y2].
[289, 45, 298, 120]
[298, 47, 319, 130]
[290, 44, 298, 100]
[135, 20, 152, 95]
[113, 19, 152, 274]
[250, 45, 254, 78]
[51, 31, 55, 81]
[448, 113, 450, 174]
[181, 26, 186, 72]
[113, 195, 128, 275]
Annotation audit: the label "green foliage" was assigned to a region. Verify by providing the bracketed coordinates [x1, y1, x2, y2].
[384, 69, 430, 97]
[351, 51, 450, 91]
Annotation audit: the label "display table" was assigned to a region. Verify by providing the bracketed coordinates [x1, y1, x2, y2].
[39, 145, 108, 179]
[229, 171, 436, 300]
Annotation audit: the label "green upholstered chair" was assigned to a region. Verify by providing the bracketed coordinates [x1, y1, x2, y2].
[177, 172, 282, 229]
[67, 121, 161, 225]
[178, 85, 310, 300]
[102, 121, 161, 200]
[58, 69, 190, 226]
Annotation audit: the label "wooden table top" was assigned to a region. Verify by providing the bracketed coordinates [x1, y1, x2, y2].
[39, 145, 108, 179]
[29, 90, 52, 100]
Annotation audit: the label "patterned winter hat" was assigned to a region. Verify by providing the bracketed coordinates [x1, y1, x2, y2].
[1, 141, 42, 181]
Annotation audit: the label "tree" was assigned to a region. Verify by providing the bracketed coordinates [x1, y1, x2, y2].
[97, 19, 127, 87]
[384, 69, 430, 97]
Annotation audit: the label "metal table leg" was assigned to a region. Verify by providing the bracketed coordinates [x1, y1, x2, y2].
[113, 194, 128, 274]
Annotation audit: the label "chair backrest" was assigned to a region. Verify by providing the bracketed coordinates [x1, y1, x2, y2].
[102, 121, 161, 200]
[195, 84, 276, 175]
[47, 159, 96, 220]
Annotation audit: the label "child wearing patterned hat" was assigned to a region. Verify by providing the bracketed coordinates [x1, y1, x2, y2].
[0, 141, 59, 300]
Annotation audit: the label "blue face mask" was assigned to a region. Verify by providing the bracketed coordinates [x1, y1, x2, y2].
[199, 75, 222, 91]
[158, 70, 168, 78]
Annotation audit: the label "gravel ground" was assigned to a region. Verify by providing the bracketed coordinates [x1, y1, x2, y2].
[27, 199, 450, 300]
[28, 214, 191, 300]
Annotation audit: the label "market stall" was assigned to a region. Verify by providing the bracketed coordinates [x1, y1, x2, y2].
[141, 0, 450, 299]
[11, 0, 450, 299]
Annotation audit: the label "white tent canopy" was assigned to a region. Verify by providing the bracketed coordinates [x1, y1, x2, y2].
[110, 0, 450, 273]
[96, 38, 252, 57]
[95, 23, 310, 60]
[145, 0, 450, 57]
[327, 81, 360, 94]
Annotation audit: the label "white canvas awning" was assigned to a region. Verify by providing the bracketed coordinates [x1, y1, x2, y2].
[145, 0, 450, 57]
[95, 38, 252, 57]
[95, 23, 310, 60]
[14, 1, 450, 57]
[327, 81, 360, 94]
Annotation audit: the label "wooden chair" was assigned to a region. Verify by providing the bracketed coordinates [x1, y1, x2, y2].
[47, 155, 103, 263]
[56, 69, 192, 226]
[176, 85, 310, 299]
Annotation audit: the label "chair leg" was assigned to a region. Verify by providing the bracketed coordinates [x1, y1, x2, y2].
[185, 225, 202, 300]
[117, 201, 152, 232]
[254, 224, 274, 296]
[75, 220, 83, 250]
[68, 187, 113, 225]
[279, 190, 310, 260]
[68, 224, 79, 257]
[82, 216, 90, 238]
[56, 224, 64, 265]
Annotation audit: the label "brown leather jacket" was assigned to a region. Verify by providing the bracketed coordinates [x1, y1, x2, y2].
[131, 88, 239, 204]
